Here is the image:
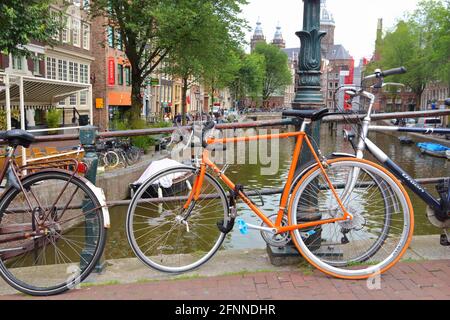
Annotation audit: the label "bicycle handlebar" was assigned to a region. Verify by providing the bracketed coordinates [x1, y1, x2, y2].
[363, 67, 407, 81]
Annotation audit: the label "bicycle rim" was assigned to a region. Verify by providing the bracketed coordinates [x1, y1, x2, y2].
[126, 166, 229, 273]
[0, 171, 106, 295]
[288, 158, 414, 279]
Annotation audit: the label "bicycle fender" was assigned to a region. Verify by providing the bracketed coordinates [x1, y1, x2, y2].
[84, 180, 111, 229]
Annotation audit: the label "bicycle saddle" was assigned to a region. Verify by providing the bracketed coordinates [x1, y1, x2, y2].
[0, 129, 36, 148]
[282, 108, 329, 121]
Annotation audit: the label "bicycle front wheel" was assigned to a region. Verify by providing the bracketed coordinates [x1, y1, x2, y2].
[288, 158, 414, 279]
[0, 171, 106, 295]
[104, 151, 120, 168]
[126, 166, 229, 273]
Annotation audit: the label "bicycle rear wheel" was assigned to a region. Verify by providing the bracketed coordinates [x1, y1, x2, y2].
[0, 171, 106, 296]
[126, 166, 229, 273]
[288, 158, 414, 279]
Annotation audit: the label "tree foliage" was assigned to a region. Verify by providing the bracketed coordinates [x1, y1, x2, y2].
[253, 43, 292, 105]
[90, 0, 247, 124]
[371, 0, 449, 106]
[162, 0, 247, 122]
[0, 0, 60, 56]
[229, 51, 265, 106]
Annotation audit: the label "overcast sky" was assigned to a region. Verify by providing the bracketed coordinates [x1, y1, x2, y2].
[241, 0, 421, 63]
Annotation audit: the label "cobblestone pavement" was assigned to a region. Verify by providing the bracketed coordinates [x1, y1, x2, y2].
[1, 259, 449, 300]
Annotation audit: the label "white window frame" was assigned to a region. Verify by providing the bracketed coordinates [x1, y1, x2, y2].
[46, 57, 57, 80]
[62, 15, 71, 43]
[69, 61, 74, 82]
[73, 62, 79, 82]
[82, 23, 90, 50]
[72, 18, 81, 47]
[69, 94, 77, 106]
[50, 10, 60, 41]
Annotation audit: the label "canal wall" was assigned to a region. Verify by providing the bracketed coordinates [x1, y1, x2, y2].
[96, 151, 169, 201]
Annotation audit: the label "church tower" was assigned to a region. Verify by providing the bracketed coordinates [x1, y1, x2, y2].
[320, 0, 335, 55]
[250, 19, 266, 52]
[271, 24, 286, 49]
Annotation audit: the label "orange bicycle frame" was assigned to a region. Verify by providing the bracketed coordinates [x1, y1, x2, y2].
[183, 130, 353, 234]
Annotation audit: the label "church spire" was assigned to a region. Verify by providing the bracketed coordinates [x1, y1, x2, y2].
[272, 23, 286, 49]
[251, 18, 266, 51]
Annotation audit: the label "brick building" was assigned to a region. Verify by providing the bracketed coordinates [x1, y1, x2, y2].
[0, 1, 93, 131]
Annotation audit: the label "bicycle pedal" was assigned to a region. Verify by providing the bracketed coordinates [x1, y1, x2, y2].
[236, 218, 248, 235]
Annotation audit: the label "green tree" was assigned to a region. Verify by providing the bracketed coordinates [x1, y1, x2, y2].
[0, 0, 60, 56]
[412, 0, 450, 84]
[90, 0, 247, 125]
[163, 0, 247, 124]
[253, 43, 292, 107]
[370, 0, 449, 108]
[229, 51, 265, 108]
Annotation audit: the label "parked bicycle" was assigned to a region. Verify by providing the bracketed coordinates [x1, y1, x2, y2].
[0, 130, 109, 296]
[97, 138, 142, 169]
[336, 69, 450, 246]
[126, 69, 419, 279]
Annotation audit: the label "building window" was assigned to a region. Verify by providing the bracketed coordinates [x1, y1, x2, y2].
[82, 23, 90, 50]
[69, 61, 74, 82]
[72, 18, 81, 47]
[46, 57, 57, 79]
[80, 64, 88, 83]
[62, 60, 67, 81]
[50, 11, 60, 41]
[107, 26, 114, 48]
[124, 66, 131, 86]
[116, 32, 123, 51]
[117, 64, 123, 85]
[62, 15, 71, 43]
[80, 91, 87, 105]
[33, 56, 41, 75]
[70, 94, 77, 105]
[58, 59, 63, 80]
[12, 55, 23, 70]
[73, 62, 79, 82]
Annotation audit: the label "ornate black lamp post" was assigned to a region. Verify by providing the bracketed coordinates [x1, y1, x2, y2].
[293, 0, 325, 108]
[293, 0, 325, 165]
[268, 0, 326, 265]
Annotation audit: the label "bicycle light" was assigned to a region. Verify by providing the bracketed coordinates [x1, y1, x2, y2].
[77, 162, 88, 174]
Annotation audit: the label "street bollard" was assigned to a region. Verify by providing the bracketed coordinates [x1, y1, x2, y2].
[79, 125, 105, 273]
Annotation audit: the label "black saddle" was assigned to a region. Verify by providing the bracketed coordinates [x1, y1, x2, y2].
[282, 108, 329, 121]
[0, 130, 36, 148]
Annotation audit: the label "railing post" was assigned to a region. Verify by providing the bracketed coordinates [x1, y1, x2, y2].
[79, 125, 105, 273]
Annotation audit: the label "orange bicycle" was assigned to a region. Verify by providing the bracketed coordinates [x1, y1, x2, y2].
[126, 109, 414, 279]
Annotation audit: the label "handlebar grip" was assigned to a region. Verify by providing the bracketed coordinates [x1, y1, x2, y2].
[381, 67, 407, 77]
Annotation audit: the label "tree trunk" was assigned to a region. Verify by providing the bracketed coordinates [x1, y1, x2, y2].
[181, 77, 189, 125]
[130, 73, 143, 126]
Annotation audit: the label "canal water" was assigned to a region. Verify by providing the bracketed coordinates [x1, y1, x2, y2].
[105, 123, 449, 260]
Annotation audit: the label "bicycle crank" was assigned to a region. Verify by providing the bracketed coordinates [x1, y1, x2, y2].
[260, 215, 291, 247]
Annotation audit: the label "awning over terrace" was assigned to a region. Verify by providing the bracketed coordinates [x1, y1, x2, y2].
[0, 72, 92, 129]
[0, 73, 90, 105]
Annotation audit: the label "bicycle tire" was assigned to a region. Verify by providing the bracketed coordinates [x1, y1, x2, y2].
[126, 166, 230, 273]
[288, 158, 414, 279]
[0, 170, 106, 296]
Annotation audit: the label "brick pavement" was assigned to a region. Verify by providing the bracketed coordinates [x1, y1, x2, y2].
[1, 259, 449, 300]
